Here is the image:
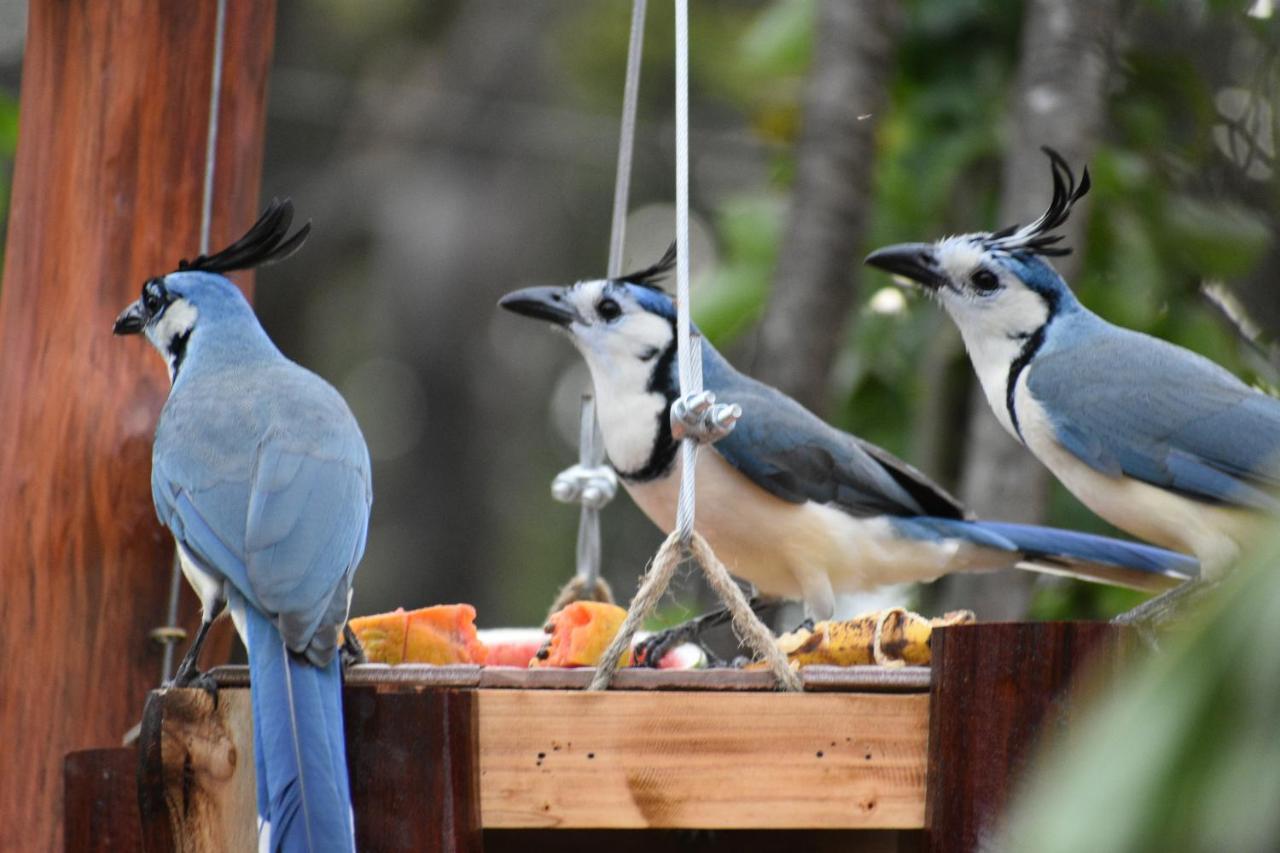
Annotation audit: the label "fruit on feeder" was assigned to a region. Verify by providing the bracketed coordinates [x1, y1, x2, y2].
[766, 608, 975, 668]
[478, 628, 548, 667]
[532, 600, 632, 668]
[347, 604, 487, 665]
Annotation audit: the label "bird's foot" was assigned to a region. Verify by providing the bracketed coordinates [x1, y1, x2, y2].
[341, 623, 367, 667]
[635, 622, 706, 668]
[793, 618, 816, 634]
[1113, 579, 1221, 649]
[167, 664, 219, 707]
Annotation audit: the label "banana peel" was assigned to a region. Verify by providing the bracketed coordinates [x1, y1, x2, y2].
[752, 608, 976, 669]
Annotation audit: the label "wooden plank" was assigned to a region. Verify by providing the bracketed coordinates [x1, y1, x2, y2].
[137, 688, 258, 853]
[0, 2, 276, 848]
[345, 687, 483, 852]
[210, 664, 932, 692]
[484, 828, 920, 852]
[138, 686, 927, 839]
[64, 749, 143, 852]
[924, 622, 1131, 852]
[477, 690, 928, 829]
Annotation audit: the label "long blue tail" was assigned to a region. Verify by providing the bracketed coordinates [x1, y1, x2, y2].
[245, 606, 354, 853]
[895, 517, 1200, 592]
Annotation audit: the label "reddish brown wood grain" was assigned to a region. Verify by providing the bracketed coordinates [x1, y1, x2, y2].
[924, 622, 1133, 853]
[0, 2, 276, 847]
[64, 749, 143, 852]
[344, 687, 484, 853]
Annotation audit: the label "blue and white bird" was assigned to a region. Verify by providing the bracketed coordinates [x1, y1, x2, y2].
[114, 201, 369, 853]
[499, 247, 1197, 650]
[866, 149, 1280, 580]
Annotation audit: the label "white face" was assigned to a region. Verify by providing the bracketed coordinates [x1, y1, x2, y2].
[560, 280, 676, 473]
[930, 237, 1051, 345]
[141, 286, 199, 383]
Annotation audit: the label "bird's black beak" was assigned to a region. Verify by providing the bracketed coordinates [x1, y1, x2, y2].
[113, 299, 148, 335]
[865, 243, 945, 290]
[498, 286, 579, 327]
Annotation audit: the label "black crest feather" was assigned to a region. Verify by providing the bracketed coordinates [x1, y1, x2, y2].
[617, 241, 677, 291]
[983, 147, 1091, 258]
[177, 198, 311, 274]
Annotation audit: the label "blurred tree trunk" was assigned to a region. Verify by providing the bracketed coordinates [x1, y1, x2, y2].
[754, 0, 899, 414]
[935, 0, 1120, 618]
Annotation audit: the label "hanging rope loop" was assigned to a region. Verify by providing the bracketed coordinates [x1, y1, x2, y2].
[587, 0, 798, 692]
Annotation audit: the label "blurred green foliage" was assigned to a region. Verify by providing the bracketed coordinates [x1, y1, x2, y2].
[0, 90, 17, 276]
[997, 527, 1280, 852]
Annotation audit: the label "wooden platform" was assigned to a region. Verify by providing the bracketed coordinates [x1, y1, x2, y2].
[65, 622, 1133, 852]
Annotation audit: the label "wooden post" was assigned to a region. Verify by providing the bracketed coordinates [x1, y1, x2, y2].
[924, 622, 1133, 852]
[0, 2, 276, 848]
[65, 749, 143, 852]
[345, 687, 484, 853]
[137, 689, 259, 852]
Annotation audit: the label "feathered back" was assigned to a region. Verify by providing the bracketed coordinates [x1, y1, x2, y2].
[982, 147, 1091, 258]
[177, 198, 311, 275]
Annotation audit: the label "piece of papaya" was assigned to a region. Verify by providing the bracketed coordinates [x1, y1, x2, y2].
[532, 600, 631, 668]
[404, 604, 488, 665]
[347, 609, 409, 665]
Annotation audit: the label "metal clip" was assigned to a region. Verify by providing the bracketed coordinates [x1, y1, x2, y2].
[551, 463, 618, 510]
[670, 390, 741, 444]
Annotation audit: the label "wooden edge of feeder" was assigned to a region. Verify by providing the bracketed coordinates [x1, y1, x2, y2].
[209, 663, 931, 692]
[137, 685, 928, 835]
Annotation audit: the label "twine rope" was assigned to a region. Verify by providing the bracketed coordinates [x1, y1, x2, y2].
[590, 0, 798, 691]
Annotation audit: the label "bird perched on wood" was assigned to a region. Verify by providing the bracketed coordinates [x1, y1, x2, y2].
[866, 148, 1280, 592]
[114, 201, 369, 853]
[499, 247, 1198, 659]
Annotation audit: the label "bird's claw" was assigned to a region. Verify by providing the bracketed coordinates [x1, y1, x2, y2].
[341, 623, 368, 668]
[634, 625, 696, 668]
[167, 666, 219, 707]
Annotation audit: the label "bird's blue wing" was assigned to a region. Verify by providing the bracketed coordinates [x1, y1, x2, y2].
[1027, 324, 1280, 511]
[152, 365, 372, 663]
[244, 437, 371, 663]
[701, 344, 966, 519]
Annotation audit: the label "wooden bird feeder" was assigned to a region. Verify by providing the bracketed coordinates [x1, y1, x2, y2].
[65, 621, 1132, 852]
[0, 5, 1140, 852]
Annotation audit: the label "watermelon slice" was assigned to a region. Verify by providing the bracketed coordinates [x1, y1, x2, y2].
[477, 628, 546, 668]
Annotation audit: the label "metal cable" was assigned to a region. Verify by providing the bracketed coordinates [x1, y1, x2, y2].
[673, 0, 697, 546]
[556, 0, 647, 597]
[157, 0, 227, 684]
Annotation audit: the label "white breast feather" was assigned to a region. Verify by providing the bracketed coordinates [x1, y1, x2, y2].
[1015, 380, 1252, 576]
[622, 450, 1015, 619]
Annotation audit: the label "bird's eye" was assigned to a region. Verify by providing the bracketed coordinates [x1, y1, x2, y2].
[597, 298, 622, 322]
[970, 269, 1000, 294]
[143, 280, 167, 314]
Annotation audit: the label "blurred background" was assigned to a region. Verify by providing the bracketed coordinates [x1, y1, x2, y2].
[0, 0, 1276, 631]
